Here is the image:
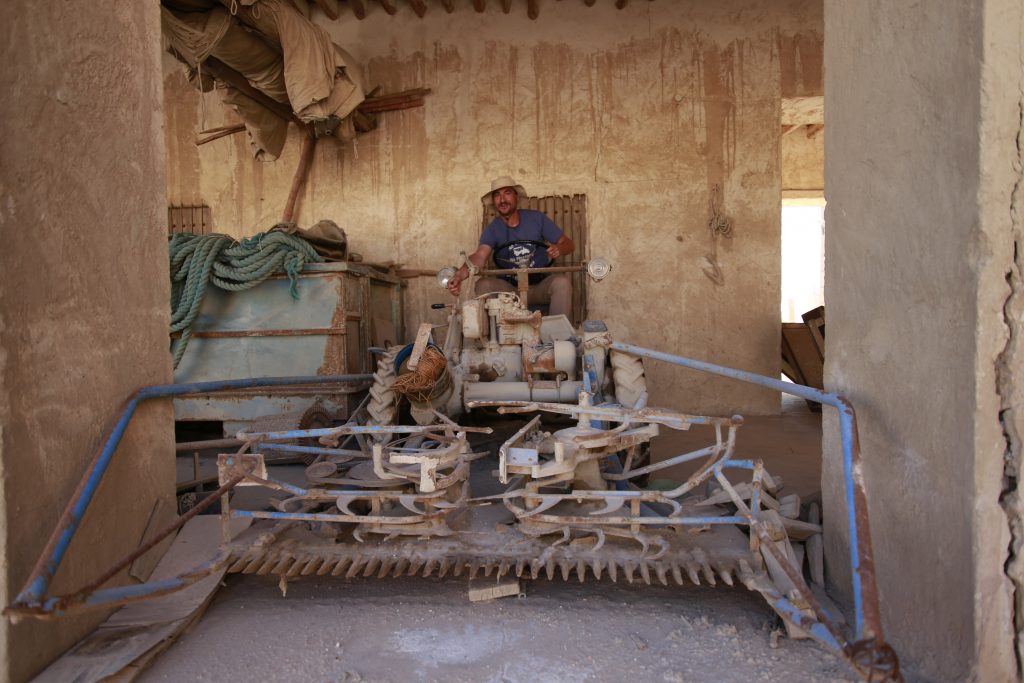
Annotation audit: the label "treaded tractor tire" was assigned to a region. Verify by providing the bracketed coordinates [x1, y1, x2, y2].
[367, 346, 401, 428]
[610, 350, 647, 409]
[297, 402, 333, 466]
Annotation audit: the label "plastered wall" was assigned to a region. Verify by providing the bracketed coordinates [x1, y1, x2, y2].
[164, 0, 823, 416]
[0, 2, 175, 681]
[824, 1, 1021, 679]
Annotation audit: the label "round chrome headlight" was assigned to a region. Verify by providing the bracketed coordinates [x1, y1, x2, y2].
[586, 257, 611, 281]
[436, 266, 456, 289]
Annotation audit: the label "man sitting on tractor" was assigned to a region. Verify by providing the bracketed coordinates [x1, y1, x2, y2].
[447, 176, 575, 317]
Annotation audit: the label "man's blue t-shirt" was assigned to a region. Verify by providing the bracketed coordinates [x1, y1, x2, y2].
[480, 210, 563, 283]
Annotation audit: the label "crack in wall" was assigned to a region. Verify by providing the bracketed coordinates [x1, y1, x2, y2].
[997, 92, 1024, 679]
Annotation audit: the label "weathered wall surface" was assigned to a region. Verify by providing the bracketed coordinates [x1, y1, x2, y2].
[0, 2, 175, 681]
[781, 129, 823, 196]
[824, 1, 1020, 680]
[164, 0, 823, 415]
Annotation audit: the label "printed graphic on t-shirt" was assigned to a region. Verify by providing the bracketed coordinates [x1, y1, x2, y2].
[507, 242, 538, 268]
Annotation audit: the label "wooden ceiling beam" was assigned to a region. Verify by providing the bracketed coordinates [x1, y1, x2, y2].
[408, 0, 427, 16]
[349, 0, 366, 18]
[377, 0, 398, 14]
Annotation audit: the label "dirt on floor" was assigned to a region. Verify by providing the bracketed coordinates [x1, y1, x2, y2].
[139, 573, 855, 683]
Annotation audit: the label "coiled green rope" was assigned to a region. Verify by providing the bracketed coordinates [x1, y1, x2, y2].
[169, 228, 323, 368]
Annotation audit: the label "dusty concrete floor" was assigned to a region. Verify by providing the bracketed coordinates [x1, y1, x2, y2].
[154, 397, 845, 682]
[139, 575, 854, 683]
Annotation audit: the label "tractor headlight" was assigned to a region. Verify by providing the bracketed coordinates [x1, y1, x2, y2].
[436, 266, 456, 289]
[586, 257, 611, 281]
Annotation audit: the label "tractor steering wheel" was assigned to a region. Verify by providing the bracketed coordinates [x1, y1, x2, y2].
[492, 239, 550, 268]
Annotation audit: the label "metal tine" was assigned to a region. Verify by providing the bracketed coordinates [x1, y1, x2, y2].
[362, 557, 381, 577]
[591, 558, 604, 580]
[302, 558, 323, 576]
[685, 561, 701, 585]
[608, 560, 618, 583]
[332, 558, 352, 576]
[624, 561, 637, 584]
[557, 559, 570, 582]
[693, 550, 716, 585]
[268, 557, 293, 575]
[655, 563, 669, 586]
[515, 559, 526, 577]
[737, 559, 758, 590]
[483, 561, 495, 578]
[530, 559, 542, 580]
[671, 563, 685, 586]
[377, 558, 396, 578]
[317, 559, 337, 576]
[407, 557, 424, 576]
[346, 556, 367, 578]
[286, 558, 306, 577]
[468, 561, 481, 580]
[229, 554, 250, 573]
[242, 555, 265, 574]
[454, 559, 467, 577]
[545, 557, 556, 580]
[423, 559, 438, 577]
[639, 562, 652, 585]
[438, 558, 452, 578]
[576, 559, 587, 582]
[498, 560, 511, 578]
[716, 563, 735, 586]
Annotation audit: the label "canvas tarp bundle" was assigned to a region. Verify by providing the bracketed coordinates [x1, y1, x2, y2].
[162, 0, 366, 159]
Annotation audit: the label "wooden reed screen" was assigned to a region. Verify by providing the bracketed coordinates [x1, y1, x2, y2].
[168, 204, 213, 235]
[482, 194, 589, 324]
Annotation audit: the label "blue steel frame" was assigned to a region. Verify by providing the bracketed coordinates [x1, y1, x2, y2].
[610, 341, 882, 645]
[9, 374, 372, 614]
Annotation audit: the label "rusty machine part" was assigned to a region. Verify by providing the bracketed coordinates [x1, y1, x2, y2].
[207, 386, 896, 679]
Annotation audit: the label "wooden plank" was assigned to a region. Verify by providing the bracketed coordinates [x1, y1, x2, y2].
[34, 517, 249, 683]
[781, 323, 823, 389]
[468, 579, 521, 602]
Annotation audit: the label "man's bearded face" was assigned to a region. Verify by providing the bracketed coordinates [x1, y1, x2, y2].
[493, 187, 518, 218]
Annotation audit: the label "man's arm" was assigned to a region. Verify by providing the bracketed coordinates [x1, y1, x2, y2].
[447, 244, 492, 296]
[546, 234, 574, 260]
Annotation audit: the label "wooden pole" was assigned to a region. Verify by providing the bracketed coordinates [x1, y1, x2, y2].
[282, 134, 318, 223]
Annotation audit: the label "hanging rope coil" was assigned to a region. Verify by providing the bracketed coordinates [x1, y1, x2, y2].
[168, 227, 323, 368]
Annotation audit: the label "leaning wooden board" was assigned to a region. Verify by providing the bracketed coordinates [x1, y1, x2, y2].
[33, 517, 249, 683]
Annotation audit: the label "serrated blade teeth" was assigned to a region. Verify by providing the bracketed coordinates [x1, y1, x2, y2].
[346, 556, 366, 578]
[655, 564, 668, 586]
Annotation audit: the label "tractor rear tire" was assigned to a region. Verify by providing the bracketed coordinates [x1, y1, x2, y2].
[610, 350, 647, 409]
[367, 347, 400, 428]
